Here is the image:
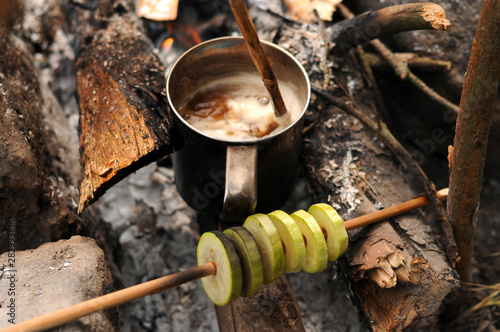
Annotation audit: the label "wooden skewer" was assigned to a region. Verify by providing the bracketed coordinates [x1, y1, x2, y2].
[1, 189, 448, 332]
[228, 0, 288, 117]
[0, 263, 216, 332]
[344, 188, 449, 231]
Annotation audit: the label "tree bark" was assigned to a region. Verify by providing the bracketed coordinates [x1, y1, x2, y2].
[329, 3, 450, 51]
[274, 4, 460, 327]
[215, 274, 305, 332]
[74, 2, 172, 213]
[447, 0, 500, 284]
[301, 100, 460, 330]
[0, 33, 98, 252]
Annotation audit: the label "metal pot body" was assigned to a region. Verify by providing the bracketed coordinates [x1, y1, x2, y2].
[167, 37, 310, 221]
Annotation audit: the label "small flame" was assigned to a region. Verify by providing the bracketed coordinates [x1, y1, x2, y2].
[162, 37, 175, 50]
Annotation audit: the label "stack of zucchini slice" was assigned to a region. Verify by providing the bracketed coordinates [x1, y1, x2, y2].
[197, 204, 349, 306]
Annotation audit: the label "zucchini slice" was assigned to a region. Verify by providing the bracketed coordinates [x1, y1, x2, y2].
[290, 210, 328, 273]
[308, 203, 348, 261]
[224, 227, 264, 297]
[243, 213, 284, 284]
[197, 231, 243, 306]
[268, 210, 306, 273]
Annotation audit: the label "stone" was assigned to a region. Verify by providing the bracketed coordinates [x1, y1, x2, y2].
[0, 236, 118, 331]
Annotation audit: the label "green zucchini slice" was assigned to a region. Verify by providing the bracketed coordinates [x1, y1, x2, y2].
[197, 231, 243, 306]
[268, 210, 306, 273]
[308, 203, 348, 261]
[224, 227, 264, 297]
[243, 213, 284, 284]
[290, 210, 328, 273]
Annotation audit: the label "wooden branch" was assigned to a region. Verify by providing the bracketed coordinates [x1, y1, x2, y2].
[353, 46, 393, 128]
[311, 85, 459, 266]
[447, 0, 500, 284]
[76, 12, 172, 213]
[370, 39, 459, 115]
[363, 52, 452, 72]
[337, 3, 459, 116]
[328, 3, 450, 50]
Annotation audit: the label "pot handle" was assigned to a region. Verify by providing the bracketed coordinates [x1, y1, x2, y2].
[220, 145, 257, 222]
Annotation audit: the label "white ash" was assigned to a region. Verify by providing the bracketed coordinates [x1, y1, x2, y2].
[98, 161, 363, 331]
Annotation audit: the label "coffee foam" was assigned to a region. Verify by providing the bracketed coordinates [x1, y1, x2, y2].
[178, 72, 302, 140]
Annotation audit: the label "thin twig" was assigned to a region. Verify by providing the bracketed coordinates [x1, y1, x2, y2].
[352, 47, 393, 129]
[313, 9, 331, 90]
[363, 52, 452, 72]
[311, 84, 459, 265]
[337, 3, 459, 116]
[302, 114, 321, 136]
[370, 39, 408, 80]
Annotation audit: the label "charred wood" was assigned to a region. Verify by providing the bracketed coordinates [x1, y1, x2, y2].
[71, 1, 172, 213]
[0, 34, 99, 252]
[215, 274, 305, 332]
[258, 2, 461, 330]
[328, 3, 450, 51]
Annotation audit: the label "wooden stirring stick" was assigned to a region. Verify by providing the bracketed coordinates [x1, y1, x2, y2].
[1, 189, 448, 332]
[228, 0, 288, 117]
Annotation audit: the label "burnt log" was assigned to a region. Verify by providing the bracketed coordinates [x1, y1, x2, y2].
[0, 33, 98, 252]
[216, 274, 305, 332]
[74, 2, 172, 213]
[257, 3, 461, 331]
[300, 99, 460, 331]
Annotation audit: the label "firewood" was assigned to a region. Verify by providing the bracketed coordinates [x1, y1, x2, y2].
[329, 3, 451, 51]
[0, 0, 24, 42]
[0, 33, 98, 252]
[363, 52, 452, 72]
[216, 274, 305, 332]
[76, 11, 172, 213]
